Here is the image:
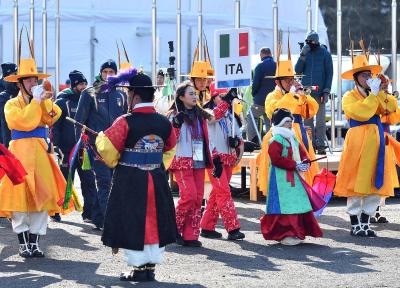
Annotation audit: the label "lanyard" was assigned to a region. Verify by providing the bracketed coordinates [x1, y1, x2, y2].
[189, 118, 202, 140]
[219, 115, 230, 135]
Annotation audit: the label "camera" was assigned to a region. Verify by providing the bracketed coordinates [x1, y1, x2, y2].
[168, 41, 174, 53]
[169, 56, 175, 66]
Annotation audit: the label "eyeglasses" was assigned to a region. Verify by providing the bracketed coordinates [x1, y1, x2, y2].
[359, 72, 372, 79]
[282, 78, 295, 84]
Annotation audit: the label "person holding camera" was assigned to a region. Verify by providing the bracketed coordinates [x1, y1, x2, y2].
[200, 82, 245, 241]
[295, 31, 333, 155]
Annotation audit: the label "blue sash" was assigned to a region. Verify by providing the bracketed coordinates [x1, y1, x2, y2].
[119, 150, 163, 166]
[11, 127, 47, 141]
[293, 114, 309, 151]
[349, 115, 384, 189]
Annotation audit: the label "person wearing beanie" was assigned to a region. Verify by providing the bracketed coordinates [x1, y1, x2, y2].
[258, 44, 319, 197]
[52, 70, 96, 223]
[260, 108, 323, 246]
[334, 45, 400, 237]
[99, 59, 118, 81]
[95, 69, 177, 282]
[74, 61, 127, 230]
[0, 62, 19, 147]
[295, 30, 333, 155]
[199, 82, 245, 241]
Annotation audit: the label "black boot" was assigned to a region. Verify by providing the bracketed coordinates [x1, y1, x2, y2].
[50, 213, 61, 222]
[200, 229, 222, 239]
[17, 231, 31, 258]
[183, 240, 202, 247]
[146, 264, 156, 281]
[360, 213, 377, 237]
[350, 215, 363, 236]
[370, 206, 388, 223]
[120, 265, 148, 282]
[29, 234, 45, 257]
[176, 232, 185, 246]
[227, 229, 245, 240]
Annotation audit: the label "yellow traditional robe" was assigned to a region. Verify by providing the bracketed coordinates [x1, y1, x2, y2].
[334, 88, 399, 197]
[257, 87, 319, 194]
[0, 95, 74, 217]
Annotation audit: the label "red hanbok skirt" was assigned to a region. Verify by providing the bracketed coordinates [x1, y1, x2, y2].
[260, 212, 323, 241]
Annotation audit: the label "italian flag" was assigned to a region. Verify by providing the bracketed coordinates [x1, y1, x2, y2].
[219, 32, 249, 58]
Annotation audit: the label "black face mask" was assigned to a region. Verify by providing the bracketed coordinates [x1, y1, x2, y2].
[307, 42, 320, 50]
[4, 81, 20, 97]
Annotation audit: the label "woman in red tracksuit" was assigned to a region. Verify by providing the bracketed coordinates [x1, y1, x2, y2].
[200, 86, 245, 240]
[168, 81, 230, 247]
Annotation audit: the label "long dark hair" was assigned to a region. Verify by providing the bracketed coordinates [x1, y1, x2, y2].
[169, 80, 212, 121]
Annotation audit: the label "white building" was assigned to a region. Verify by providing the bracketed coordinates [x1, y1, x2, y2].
[0, 0, 328, 85]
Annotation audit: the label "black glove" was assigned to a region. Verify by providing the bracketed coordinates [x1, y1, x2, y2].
[212, 156, 223, 179]
[172, 111, 185, 128]
[300, 44, 311, 57]
[228, 136, 240, 148]
[222, 88, 238, 105]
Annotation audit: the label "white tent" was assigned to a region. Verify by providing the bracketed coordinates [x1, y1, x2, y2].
[0, 0, 329, 86]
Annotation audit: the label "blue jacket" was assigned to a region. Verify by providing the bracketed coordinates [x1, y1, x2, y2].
[251, 56, 276, 106]
[52, 88, 82, 153]
[74, 82, 127, 143]
[295, 45, 333, 97]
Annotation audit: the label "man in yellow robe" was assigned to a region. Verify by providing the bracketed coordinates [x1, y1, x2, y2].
[257, 56, 319, 194]
[0, 55, 73, 258]
[334, 54, 399, 237]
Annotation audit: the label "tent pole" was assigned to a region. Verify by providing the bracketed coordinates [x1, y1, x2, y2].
[198, 0, 202, 60]
[176, 0, 181, 83]
[30, 0, 34, 42]
[392, 0, 397, 91]
[272, 0, 278, 62]
[306, 0, 312, 32]
[55, 0, 60, 92]
[152, 0, 157, 82]
[13, 0, 18, 64]
[42, 0, 47, 73]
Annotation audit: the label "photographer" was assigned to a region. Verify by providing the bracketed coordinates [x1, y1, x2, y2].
[295, 31, 333, 155]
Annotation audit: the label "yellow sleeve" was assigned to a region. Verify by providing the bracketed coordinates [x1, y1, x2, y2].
[4, 98, 42, 131]
[95, 132, 121, 168]
[376, 91, 398, 113]
[298, 95, 319, 119]
[265, 92, 279, 119]
[342, 91, 379, 121]
[274, 92, 298, 114]
[163, 146, 176, 170]
[381, 94, 400, 125]
[41, 99, 62, 126]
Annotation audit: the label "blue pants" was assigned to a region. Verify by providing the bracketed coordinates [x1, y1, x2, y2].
[60, 150, 97, 221]
[91, 160, 113, 228]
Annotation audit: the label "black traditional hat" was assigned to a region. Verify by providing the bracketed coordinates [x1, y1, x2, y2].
[271, 108, 293, 127]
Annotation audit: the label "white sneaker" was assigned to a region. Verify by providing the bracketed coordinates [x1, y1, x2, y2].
[280, 237, 301, 246]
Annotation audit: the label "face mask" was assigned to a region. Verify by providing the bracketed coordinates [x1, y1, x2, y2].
[309, 42, 320, 50]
